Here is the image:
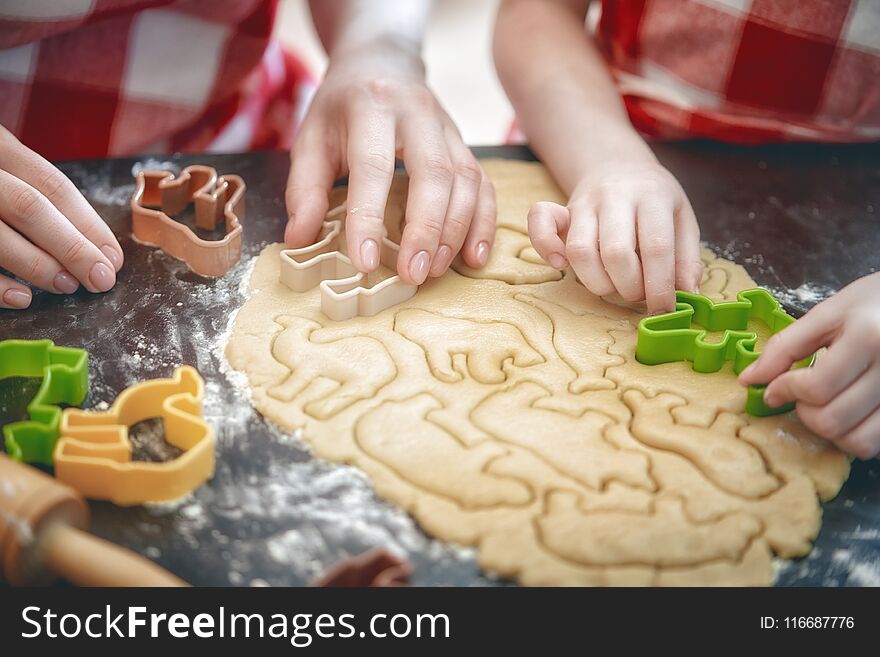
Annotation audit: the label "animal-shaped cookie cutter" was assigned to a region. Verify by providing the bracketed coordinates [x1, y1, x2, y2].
[1, 340, 88, 465]
[636, 288, 814, 416]
[279, 203, 417, 321]
[311, 548, 412, 587]
[131, 165, 245, 277]
[53, 366, 215, 506]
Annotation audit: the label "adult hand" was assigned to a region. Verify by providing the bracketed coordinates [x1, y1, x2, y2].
[285, 39, 495, 285]
[0, 125, 123, 309]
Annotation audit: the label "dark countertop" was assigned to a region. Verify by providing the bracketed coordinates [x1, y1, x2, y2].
[1, 144, 878, 586]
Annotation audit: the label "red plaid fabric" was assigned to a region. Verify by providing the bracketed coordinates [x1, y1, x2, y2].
[597, 0, 880, 142]
[0, 0, 314, 160]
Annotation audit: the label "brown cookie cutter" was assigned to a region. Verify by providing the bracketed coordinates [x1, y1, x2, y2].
[279, 203, 417, 321]
[311, 548, 412, 587]
[131, 165, 245, 277]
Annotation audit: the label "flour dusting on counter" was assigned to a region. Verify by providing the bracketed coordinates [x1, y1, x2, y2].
[769, 282, 837, 314]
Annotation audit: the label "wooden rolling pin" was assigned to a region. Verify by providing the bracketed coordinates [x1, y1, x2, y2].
[0, 453, 187, 586]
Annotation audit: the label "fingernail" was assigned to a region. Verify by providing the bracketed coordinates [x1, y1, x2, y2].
[361, 239, 380, 271]
[475, 241, 490, 267]
[548, 253, 567, 269]
[89, 262, 116, 292]
[101, 245, 123, 272]
[430, 245, 453, 276]
[409, 250, 430, 285]
[53, 271, 79, 294]
[763, 390, 779, 407]
[3, 289, 31, 309]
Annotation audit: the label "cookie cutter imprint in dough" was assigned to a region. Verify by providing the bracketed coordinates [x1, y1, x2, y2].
[53, 366, 215, 506]
[311, 547, 412, 587]
[228, 161, 851, 587]
[131, 165, 245, 277]
[279, 203, 418, 321]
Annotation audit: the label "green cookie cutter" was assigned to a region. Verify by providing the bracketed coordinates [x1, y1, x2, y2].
[1, 339, 89, 464]
[635, 288, 813, 417]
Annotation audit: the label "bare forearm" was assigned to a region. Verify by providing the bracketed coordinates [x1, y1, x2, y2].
[495, 0, 701, 314]
[493, 0, 655, 193]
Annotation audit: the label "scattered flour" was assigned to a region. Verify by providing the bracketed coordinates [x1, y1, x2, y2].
[832, 548, 851, 564]
[769, 282, 836, 313]
[74, 158, 178, 206]
[776, 538, 880, 587]
[832, 546, 880, 586]
[131, 159, 179, 176]
[845, 527, 880, 541]
[66, 164, 135, 206]
[846, 561, 880, 586]
[88, 182, 136, 206]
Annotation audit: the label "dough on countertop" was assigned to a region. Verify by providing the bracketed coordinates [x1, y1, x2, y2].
[226, 159, 849, 586]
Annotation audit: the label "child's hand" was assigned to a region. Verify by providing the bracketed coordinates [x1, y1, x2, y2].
[285, 41, 495, 285]
[0, 126, 123, 309]
[740, 273, 880, 459]
[526, 161, 703, 314]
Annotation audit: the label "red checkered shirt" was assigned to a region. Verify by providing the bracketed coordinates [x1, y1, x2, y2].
[597, 0, 880, 142]
[0, 0, 314, 160]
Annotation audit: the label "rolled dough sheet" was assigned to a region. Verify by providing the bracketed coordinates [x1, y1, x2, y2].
[226, 159, 849, 586]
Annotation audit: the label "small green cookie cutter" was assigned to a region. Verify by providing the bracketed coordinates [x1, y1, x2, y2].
[635, 288, 812, 417]
[1, 339, 89, 464]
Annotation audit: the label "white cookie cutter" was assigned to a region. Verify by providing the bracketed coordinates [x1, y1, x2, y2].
[279, 204, 417, 321]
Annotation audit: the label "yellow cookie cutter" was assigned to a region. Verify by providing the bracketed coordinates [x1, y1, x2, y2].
[53, 366, 215, 506]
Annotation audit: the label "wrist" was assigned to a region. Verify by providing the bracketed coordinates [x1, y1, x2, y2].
[327, 0, 430, 74]
[328, 35, 425, 81]
[543, 125, 659, 194]
[579, 118, 657, 165]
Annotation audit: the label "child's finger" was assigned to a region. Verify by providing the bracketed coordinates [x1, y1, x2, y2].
[0, 132, 124, 272]
[0, 272, 32, 309]
[597, 196, 643, 302]
[527, 201, 569, 269]
[564, 205, 616, 296]
[0, 220, 79, 294]
[430, 135, 481, 277]
[0, 170, 115, 293]
[834, 406, 880, 460]
[635, 196, 676, 314]
[763, 332, 870, 408]
[738, 302, 839, 385]
[461, 171, 496, 269]
[343, 110, 397, 272]
[673, 199, 702, 292]
[398, 114, 453, 285]
[285, 126, 337, 248]
[794, 365, 880, 441]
